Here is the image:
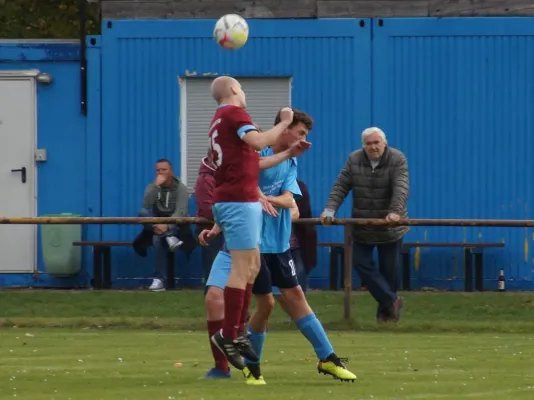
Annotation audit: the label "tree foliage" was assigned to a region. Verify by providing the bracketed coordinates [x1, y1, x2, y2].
[0, 0, 100, 39]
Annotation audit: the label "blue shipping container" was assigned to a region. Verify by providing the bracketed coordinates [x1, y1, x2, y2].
[1, 17, 534, 290]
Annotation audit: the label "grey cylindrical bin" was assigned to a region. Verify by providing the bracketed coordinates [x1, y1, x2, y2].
[41, 213, 82, 277]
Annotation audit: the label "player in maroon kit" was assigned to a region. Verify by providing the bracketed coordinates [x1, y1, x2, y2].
[200, 76, 294, 370]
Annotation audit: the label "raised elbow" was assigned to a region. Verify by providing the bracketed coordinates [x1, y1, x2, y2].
[242, 131, 265, 151]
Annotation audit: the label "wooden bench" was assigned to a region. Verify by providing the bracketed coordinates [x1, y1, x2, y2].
[73, 241, 175, 290]
[318, 241, 505, 292]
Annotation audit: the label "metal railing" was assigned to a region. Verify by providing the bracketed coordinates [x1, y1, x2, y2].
[2, 216, 530, 320]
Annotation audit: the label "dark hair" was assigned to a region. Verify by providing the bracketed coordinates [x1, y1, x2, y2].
[274, 108, 314, 130]
[156, 158, 172, 166]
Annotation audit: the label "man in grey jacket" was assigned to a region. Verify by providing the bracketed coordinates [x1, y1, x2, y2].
[138, 159, 189, 291]
[321, 127, 409, 322]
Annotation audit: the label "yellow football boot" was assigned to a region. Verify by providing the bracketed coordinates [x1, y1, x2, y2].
[242, 365, 266, 385]
[317, 355, 357, 382]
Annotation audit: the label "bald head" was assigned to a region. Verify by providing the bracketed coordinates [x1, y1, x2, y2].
[211, 76, 243, 105]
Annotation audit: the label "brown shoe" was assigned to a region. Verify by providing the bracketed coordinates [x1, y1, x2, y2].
[392, 297, 404, 322]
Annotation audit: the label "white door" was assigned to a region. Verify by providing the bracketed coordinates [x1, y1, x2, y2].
[0, 77, 37, 273]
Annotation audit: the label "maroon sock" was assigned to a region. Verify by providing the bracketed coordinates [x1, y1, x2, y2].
[240, 284, 254, 332]
[222, 287, 245, 340]
[207, 320, 229, 373]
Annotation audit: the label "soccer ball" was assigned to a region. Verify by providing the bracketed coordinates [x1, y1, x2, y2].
[213, 14, 249, 50]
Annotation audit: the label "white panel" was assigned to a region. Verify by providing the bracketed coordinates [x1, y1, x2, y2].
[0, 78, 37, 273]
[182, 77, 291, 191]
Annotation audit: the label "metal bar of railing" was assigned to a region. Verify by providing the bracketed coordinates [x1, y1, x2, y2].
[1, 216, 527, 320]
[2, 216, 534, 227]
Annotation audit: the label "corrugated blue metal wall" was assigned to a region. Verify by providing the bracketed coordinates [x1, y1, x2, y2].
[373, 18, 534, 290]
[3, 17, 534, 290]
[0, 41, 94, 287]
[99, 19, 372, 287]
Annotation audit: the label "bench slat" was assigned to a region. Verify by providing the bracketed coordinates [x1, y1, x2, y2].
[318, 242, 505, 248]
[73, 241, 132, 247]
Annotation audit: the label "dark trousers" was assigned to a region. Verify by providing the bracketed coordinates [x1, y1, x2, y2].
[138, 208, 180, 281]
[352, 239, 402, 312]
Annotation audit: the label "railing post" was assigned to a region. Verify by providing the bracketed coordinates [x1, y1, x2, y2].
[343, 224, 353, 321]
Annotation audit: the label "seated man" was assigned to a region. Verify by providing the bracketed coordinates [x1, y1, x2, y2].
[133, 158, 189, 292]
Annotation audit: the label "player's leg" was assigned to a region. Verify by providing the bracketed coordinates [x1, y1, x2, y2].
[273, 251, 357, 382]
[210, 202, 263, 370]
[241, 258, 274, 385]
[203, 251, 232, 379]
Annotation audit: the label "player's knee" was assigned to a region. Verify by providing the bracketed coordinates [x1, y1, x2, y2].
[249, 257, 261, 277]
[282, 286, 313, 320]
[256, 294, 275, 318]
[232, 250, 261, 280]
[284, 286, 306, 302]
[205, 287, 225, 320]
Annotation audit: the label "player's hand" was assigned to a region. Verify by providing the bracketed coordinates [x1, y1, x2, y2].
[385, 213, 400, 222]
[279, 107, 294, 125]
[154, 174, 166, 186]
[260, 197, 279, 217]
[320, 211, 334, 226]
[153, 224, 168, 234]
[198, 228, 219, 246]
[289, 140, 312, 157]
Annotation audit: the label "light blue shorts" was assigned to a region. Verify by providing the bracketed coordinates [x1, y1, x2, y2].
[206, 251, 232, 289]
[212, 202, 262, 251]
[205, 250, 281, 295]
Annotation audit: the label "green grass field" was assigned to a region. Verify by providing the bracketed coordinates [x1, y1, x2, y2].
[1, 290, 534, 399]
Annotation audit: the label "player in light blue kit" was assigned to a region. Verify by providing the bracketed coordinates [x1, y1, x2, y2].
[202, 109, 357, 384]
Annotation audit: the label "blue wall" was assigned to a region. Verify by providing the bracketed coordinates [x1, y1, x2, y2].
[373, 18, 534, 290]
[99, 19, 371, 287]
[0, 41, 91, 287]
[2, 17, 534, 290]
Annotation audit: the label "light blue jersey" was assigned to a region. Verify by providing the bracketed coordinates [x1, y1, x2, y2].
[259, 147, 302, 254]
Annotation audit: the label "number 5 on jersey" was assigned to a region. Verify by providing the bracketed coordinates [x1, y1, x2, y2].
[210, 131, 223, 167]
[209, 119, 223, 167]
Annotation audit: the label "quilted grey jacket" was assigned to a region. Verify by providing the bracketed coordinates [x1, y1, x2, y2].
[324, 146, 409, 244]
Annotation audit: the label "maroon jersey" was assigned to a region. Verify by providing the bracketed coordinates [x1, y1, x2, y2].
[208, 105, 259, 203]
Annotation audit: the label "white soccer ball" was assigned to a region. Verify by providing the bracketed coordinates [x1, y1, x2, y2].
[213, 14, 249, 50]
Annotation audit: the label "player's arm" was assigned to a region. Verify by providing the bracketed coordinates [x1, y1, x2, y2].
[234, 107, 293, 151]
[267, 162, 302, 209]
[266, 191, 295, 209]
[290, 201, 300, 221]
[257, 187, 267, 200]
[258, 187, 279, 217]
[241, 122, 290, 151]
[259, 149, 293, 171]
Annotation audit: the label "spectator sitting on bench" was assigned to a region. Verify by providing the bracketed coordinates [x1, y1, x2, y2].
[133, 158, 190, 292]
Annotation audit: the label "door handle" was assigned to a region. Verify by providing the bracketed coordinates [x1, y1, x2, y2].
[11, 167, 26, 183]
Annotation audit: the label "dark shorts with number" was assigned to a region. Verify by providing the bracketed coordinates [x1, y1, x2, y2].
[252, 250, 299, 295]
